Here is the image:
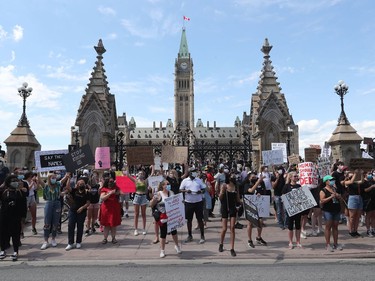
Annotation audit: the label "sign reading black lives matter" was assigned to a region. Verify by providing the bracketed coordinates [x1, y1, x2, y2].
[281, 186, 317, 217]
[62, 144, 95, 172]
[243, 195, 260, 228]
[34, 150, 68, 172]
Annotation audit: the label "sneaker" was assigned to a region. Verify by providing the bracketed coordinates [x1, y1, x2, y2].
[94, 222, 100, 228]
[0, 251, 6, 259]
[372, 229, 375, 236]
[326, 244, 334, 252]
[199, 236, 205, 244]
[218, 244, 224, 252]
[296, 243, 303, 249]
[142, 230, 147, 235]
[234, 222, 243, 229]
[248, 240, 255, 248]
[349, 232, 356, 237]
[102, 238, 108, 244]
[311, 230, 318, 237]
[333, 244, 343, 251]
[160, 250, 166, 258]
[175, 245, 182, 254]
[134, 229, 139, 236]
[256, 237, 267, 246]
[51, 239, 57, 247]
[85, 229, 90, 237]
[11, 252, 18, 261]
[184, 235, 193, 243]
[40, 242, 48, 250]
[76, 243, 81, 249]
[300, 232, 307, 239]
[367, 230, 374, 237]
[65, 244, 74, 251]
[32, 228, 37, 235]
[288, 243, 294, 249]
[230, 249, 236, 257]
[112, 238, 118, 244]
[354, 231, 361, 237]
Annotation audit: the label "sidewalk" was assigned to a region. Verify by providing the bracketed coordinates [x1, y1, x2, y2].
[7, 200, 375, 263]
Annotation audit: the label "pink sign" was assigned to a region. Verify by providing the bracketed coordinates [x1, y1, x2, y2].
[116, 176, 136, 193]
[298, 162, 318, 189]
[95, 147, 110, 169]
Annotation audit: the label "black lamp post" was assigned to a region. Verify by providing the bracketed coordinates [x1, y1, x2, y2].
[242, 129, 252, 168]
[17, 82, 33, 127]
[115, 131, 125, 171]
[72, 126, 80, 148]
[286, 126, 293, 157]
[334, 80, 349, 125]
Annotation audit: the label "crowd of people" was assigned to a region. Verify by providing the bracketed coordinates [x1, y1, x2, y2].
[0, 159, 374, 261]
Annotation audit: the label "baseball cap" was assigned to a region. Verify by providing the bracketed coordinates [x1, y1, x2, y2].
[323, 175, 334, 182]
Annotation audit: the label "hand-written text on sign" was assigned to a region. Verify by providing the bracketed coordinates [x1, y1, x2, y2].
[281, 186, 317, 217]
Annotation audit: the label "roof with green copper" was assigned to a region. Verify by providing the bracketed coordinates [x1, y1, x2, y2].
[179, 27, 189, 58]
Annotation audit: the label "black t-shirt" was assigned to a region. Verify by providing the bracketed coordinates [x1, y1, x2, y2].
[320, 187, 341, 213]
[88, 184, 100, 204]
[332, 170, 345, 194]
[271, 174, 285, 197]
[71, 188, 90, 212]
[0, 187, 26, 219]
[243, 179, 266, 195]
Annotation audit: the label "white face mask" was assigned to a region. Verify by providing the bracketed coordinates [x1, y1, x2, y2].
[278, 169, 283, 174]
[191, 172, 198, 178]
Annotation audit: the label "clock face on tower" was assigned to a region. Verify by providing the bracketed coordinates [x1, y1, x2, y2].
[180, 62, 188, 70]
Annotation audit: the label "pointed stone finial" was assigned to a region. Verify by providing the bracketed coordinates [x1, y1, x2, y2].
[261, 38, 272, 56]
[94, 39, 106, 56]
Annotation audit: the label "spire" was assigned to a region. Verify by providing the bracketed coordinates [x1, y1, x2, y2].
[178, 27, 189, 59]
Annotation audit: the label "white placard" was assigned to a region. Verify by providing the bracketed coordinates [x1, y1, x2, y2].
[272, 143, 287, 163]
[281, 186, 317, 217]
[147, 175, 164, 193]
[317, 157, 331, 178]
[34, 149, 68, 172]
[244, 195, 270, 217]
[262, 149, 284, 166]
[164, 193, 185, 233]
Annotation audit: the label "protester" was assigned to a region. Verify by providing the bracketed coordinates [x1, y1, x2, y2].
[282, 171, 303, 249]
[218, 173, 241, 257]
[65, 178, 91, 250]
[362, 172, 375, 236]
[271, 166, 287, 229]
[99, 175, 122, 244]
[39, 172, 71, 250]
[150, 179, 182, 258]
[85, 172, 100, 236]
[331, 161, 348, 224]
[0, 158, 10, 186]
[180, 167, 206, 244]
[133, 170, 149, 236]
[320, 175, 343, 252]
[344, 169, 364, 237]
[243, 172, 268, 249]
[24, 172, 38, 235]
[0, 175, 27, 261]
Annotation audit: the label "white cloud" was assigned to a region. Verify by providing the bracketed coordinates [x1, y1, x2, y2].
[12, 25, 23, 42]
[0, 25, 7, 40]
[10, 51, 16, 62]
[98, 6, 116, 16]
[77, 59, 86, 65]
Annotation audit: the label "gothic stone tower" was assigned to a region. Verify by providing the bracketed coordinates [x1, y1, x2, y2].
[73, 39, 117, 158]
[174, 27, 194, 132]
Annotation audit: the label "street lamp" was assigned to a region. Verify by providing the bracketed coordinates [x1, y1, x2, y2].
[115, 131, 125, 170]
[17, 82, 33, 127]
[72, 126, 80, 148]
[286, 126, 293, 157]
[334, 80, 349, 125]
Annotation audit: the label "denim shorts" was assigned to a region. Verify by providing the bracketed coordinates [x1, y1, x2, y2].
[347, 195, 363, 210]
[133, 193, 148, 205]
[323, 211, 340, 222]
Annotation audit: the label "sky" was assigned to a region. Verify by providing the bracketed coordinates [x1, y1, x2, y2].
[1, 0, 375, 158]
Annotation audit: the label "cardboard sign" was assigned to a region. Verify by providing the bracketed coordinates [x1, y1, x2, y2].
[349, 158, 375, 172]
[126, 146, 154, 166]
[317, 157, 331, 178]
[272, 143, 287, 163]
[147, 175, 164, 193]
[95, 147, 111, 169]
[304, 147, 318, 163]
[244, 195, 270, 217]
[262, 149, 284, 166]
[34, 149, 68, 172]
[288, 154, 300, 165]
[115, 175, 136, 193]
[165, 193, 185, 233]
[281, 186, 317, 217]
[243, 195, 260, 228]
[161, 146, 188, 164]
[62, 144, 95, 172]
[298, 162, 319, 189]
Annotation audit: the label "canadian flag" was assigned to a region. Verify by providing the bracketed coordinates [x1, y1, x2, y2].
[183, 16, 190, 21]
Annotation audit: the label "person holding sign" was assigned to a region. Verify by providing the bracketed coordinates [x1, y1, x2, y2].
[133, 171, 149, 236]
[319, 175, 343, 252]
[243, 172, 268, 248]
[282, 172, 303, 249]
[218, 173, 241, 257]
[150, 180, 182, 258]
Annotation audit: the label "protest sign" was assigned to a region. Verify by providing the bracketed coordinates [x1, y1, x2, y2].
[164, 193, 185, 233]
[243, 195, 260, 228]
[281, 186, 317, 217]
[126, 146, 154, 166]
[147, 175, 164, 193]
[317, 157, 331, 178]
[272, 143, 287, 163]
[262, 149, 284, 166]
[62, 144, 95, 172]
[288, 154, 300, 165]
[34, 149, 68, 172]
[115, 175, 136, 193]
[244, 195, 270, 218]
[161, 146, 188, 164]
[298, 162, 319, 189]
[304, 147, 318, 163]
[95, 147, 110, 169]
[349, 158, 375, 172]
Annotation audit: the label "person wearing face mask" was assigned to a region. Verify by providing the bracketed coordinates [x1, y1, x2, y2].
[0, 158, 10, 186]
[271, 166, 287, 229]
[99, 177, 121, 244]
[0, 175, 26, 261]
[64, 179, 90, 251]
[320, 175, 343, 252]
[39, 172, 71, 250]
[150, 180, 182, 258]
[180, 167, 206, 244]
[361, 172, 375, 237]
